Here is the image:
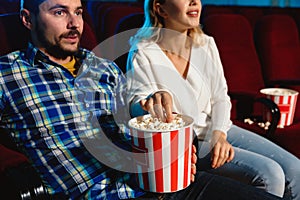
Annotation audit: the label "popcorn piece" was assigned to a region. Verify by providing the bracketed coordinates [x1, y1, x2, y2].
[277, 124, 284, 129]
[130, 115, 186, 131]
[244, 118, 254, 125]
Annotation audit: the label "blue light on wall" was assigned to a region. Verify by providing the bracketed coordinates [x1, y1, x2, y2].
[201, 0, 300, 7]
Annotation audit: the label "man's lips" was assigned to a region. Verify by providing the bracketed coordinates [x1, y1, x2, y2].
[65, 35, 79, 40]
[62, 31, 81, 43]
[63, 36, 79, 43]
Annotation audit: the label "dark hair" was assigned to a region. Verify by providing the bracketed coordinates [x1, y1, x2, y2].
[20, 0, 46, 14]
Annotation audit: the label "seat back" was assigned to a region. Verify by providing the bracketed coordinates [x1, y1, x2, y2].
[255, 14, 300, 122]
[203, 14, 265, 95]
[0, 16, 10, 56]
[0, 13, 29, 56]
[0, 12, 99, 56]
[81, 21, 99, 51]
[99, 5, 143, 41]
[255, 14, 300, 83]
[237, 7, 265, 30]
[93, 2, 125, 33]
[0, 1, 20, 13]
[113, 12, 145, 72]
[203, 14, 267, 120]
[201, 5, 236, 23]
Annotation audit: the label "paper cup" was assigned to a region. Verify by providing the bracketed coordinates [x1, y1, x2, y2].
[128, 114, 194, 193]
[260, 88, 298, 127]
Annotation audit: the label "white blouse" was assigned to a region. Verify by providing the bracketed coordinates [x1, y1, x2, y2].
[126, 34, 232, 139]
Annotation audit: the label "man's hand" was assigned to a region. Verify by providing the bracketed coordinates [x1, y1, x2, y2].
[210, 130, 234, 169]
[139, 91, 174, 122]
[191, 144, 197, 182]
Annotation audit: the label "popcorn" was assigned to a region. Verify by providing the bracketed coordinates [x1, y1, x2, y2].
[130, 115, 185, 131]
[267, 89, 295, 96]
[261, 88, 298, 127]
[244, 118, 272, 130]
[244, 118, 254, 125]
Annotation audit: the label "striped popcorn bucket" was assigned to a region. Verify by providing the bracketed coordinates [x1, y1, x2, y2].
[260, 88, 298, 127]
[128, 114, 194, 193]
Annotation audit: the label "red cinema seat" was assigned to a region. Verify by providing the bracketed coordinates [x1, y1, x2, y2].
[203, 14, 281, 142]
[254, 14, 300, 158]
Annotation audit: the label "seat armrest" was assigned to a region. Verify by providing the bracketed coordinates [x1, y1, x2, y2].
[255, 97, 280, 138]
[229, 92, 280, 138]
[5, 162, 50, 200]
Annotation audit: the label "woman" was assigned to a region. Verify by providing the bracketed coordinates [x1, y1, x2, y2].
[126, 0, 300, 199]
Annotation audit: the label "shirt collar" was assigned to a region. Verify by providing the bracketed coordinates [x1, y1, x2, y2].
[24, 42, 92, 67]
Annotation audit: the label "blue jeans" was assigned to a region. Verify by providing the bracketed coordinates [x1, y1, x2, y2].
[196, 125, 300, 200]
[133, 171, 281, 200]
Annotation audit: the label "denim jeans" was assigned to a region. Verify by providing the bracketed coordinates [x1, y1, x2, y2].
[133, 171, 281, 200]
[197, 125, 300, 200]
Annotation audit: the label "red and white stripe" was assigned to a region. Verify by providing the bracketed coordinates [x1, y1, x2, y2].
[267, 94, 298, 126]
[131, 126, 193, 193]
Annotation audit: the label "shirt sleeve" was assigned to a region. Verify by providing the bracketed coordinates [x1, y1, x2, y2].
[126, 48, 162, 117]
[207, 37, 232, 135]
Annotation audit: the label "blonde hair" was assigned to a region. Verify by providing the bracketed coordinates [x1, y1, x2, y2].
[129, 0, 204, 47]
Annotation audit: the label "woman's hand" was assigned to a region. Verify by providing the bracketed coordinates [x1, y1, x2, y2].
[210, 130, 234, 169]
[139, 91, 174, 122]
[139, 92, 197, 181]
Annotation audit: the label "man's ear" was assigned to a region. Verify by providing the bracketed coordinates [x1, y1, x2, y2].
[20, 9, 32, 29]
[154, 3, 168, 18]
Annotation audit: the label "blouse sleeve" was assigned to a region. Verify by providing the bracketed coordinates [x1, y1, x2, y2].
[126, 46, 160, 117]
[207, 37, 232, 134]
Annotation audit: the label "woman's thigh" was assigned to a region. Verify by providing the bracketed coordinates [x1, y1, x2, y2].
[227, 125, 300, 199]
[227, 125, 295, 160]
[196, 139, 285, 197]
[227, 126, 300, 180]
[197, 140, 284, 182]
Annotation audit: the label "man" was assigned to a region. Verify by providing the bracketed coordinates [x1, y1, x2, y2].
[0, 0, 281, 199]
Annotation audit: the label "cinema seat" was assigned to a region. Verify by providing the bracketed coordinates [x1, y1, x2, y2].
[200, 5, 236, 23]
[98, 5, 143, 41]
[0, 13, 29, 56]
[254, 14, 300, 157]
[113, 12, 145, 72]
[81, 21, 99, 51]
[237, 6, 264, 29]
[203, 14, 280, 138]
[0, 17, 10, 56]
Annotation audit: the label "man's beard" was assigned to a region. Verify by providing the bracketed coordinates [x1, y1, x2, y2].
[36, 24, 81, 59]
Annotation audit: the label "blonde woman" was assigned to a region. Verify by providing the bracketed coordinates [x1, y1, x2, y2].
[126, 0, 300, 199]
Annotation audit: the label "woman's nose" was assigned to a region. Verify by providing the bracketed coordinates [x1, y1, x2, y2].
[190, 0, 198, 6]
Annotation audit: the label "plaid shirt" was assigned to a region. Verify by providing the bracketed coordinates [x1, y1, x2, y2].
[0, 43, 144, 199]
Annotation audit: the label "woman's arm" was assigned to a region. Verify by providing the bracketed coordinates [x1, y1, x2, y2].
[126, 47, 174, 121]
[208, 37, 232, 134]
[207, 37, 234, 168]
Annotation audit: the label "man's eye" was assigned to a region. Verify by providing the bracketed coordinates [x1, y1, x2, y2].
[75, 10, 83, 16]
[55, 10, 65, 16]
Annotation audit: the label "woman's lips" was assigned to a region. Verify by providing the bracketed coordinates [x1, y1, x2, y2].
[187, 10, 199, 17]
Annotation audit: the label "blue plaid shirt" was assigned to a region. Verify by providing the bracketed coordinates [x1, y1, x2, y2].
[0, 43, 144, 199]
